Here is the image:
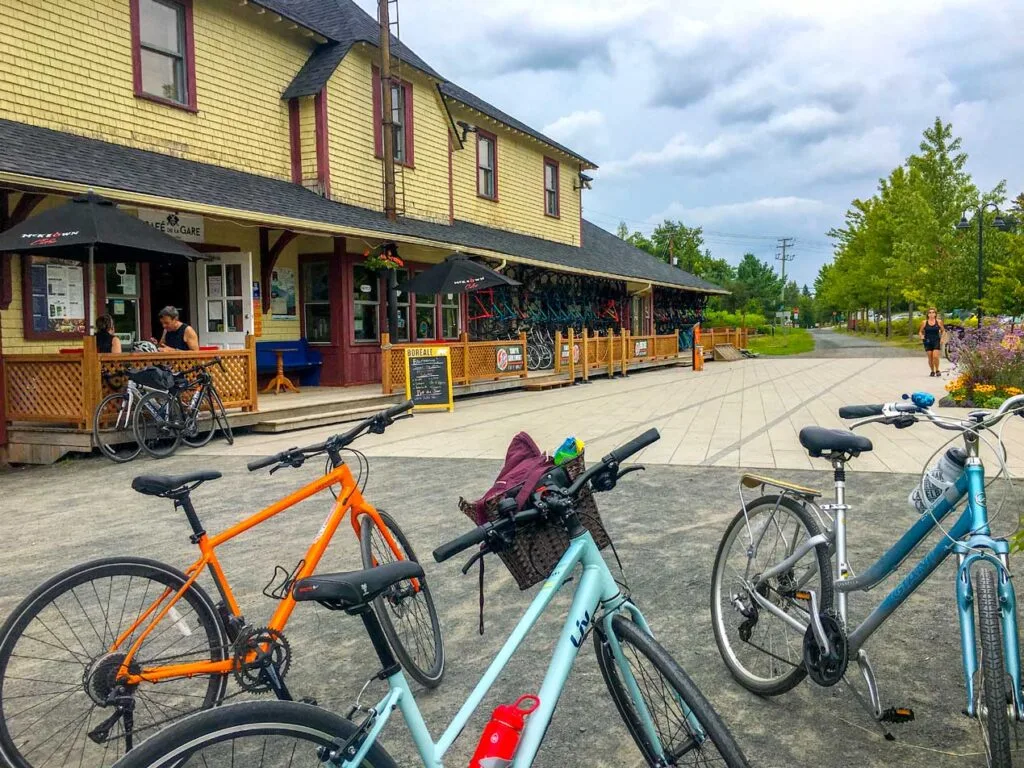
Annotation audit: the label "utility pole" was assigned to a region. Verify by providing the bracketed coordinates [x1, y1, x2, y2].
[775, 237, 794, 326]
[378, 0, 397, 222]
[669, 237, 677, 267]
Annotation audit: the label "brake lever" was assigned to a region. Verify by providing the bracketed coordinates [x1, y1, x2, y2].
[461, 547, 489, 575]
[269, 455, 306, 474]
[616, 465, 645, 480]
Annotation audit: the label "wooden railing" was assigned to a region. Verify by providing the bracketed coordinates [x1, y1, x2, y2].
[381, 332, 529, 395]
[553, 329, 683, 382]
[696, 327, 749, 351]
[3, 335, 258, 430]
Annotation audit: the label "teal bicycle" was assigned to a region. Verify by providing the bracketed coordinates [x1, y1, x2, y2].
[711, 392, 1024, 766]
[111, 430, 748, 767]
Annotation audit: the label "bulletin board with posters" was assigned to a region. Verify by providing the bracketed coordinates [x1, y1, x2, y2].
[27, 257, 86, 334]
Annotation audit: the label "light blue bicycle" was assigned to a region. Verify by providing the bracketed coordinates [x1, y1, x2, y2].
[711, 392, 1024, 766]
[111, 429, 749, 767]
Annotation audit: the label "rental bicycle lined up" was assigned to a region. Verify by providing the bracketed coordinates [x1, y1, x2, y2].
[108, 428, 749, 768]
[0, 402, 442, 768]
[711, 391, 1024, 766]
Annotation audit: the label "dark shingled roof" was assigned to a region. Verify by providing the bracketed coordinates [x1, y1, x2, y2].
[438, 81, 596, 168]
[0, 120, 723, 293]
[266, 0, 594, 165]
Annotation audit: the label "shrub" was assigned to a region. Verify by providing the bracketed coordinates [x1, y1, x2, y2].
[703, 310, 767, 329]
[944, 328, 1024, 404]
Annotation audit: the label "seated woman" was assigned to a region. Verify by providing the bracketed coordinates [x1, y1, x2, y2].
[95, 314, 123, 354]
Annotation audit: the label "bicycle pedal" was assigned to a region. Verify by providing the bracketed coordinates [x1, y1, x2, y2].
[879, 706, 914, 724]
[300, 696, 318, 706]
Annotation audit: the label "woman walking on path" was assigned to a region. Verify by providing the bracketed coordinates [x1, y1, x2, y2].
[919, 308, 945, 376]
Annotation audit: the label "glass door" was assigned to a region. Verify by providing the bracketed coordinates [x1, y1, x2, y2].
[197, 253, 253, 348]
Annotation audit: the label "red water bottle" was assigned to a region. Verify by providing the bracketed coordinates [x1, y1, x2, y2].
[468, 694, 540, 768]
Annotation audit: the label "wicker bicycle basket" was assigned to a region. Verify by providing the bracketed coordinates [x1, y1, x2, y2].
[458, 454, 611, 590]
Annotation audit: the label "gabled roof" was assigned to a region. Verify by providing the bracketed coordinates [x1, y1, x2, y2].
[0, 120, 720, 293]
[270, 0, 594, 166]
[439, 81, 596, 168]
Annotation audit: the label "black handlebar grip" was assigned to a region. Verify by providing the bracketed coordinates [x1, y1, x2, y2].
[433, 526, 488, 563]
[247, 453, 282, 472]
[838, 404, 885, 419]
[606, 428, 661, 464]
[385, 399, 415, 419]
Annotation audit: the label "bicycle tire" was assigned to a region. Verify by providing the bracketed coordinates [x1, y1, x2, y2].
[0, 557, 228, 768]
[595, 614, 749, 767]
[106, 700, 398, 768]
[975, 568, 1012, 767]
[93, 392, 141, 463]
[180, 389, 215, 448]
[208, 387, 234, 445]
[711, 495, 833, 695]
[358, 511, 445, 688]
[133, 390, 183, 459]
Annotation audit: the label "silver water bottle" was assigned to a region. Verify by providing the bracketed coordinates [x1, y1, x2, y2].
[909, 447, 967, 514]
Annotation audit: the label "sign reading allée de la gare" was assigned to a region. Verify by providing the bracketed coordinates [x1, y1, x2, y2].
[137, 209, 205, 242]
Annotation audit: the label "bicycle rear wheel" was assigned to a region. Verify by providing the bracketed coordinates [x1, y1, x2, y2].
[209, 388, 234, 445]
[0, 557, 228, 768]
[180, 390, 216, 448]
[93, 393, 141, 463]
[710, 495, 832, 695]
[359, 511, 445, 688]
[106, 700, 397, 768]
[134, 391, 182, 458]
[595, 614, 748, 766]
[975, 568, 1013, 767]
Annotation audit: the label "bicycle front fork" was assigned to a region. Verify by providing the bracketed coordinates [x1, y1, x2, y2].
[956, 544, 1024, 720]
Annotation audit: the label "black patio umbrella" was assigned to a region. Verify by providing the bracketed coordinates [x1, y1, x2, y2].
[396, 253, 520, 295]
[0, 192, 203, 332]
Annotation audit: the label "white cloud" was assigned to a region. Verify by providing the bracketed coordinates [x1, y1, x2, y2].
[656, 197, 834, 225]
[765, 106, 844, 139]
[542, 110, 606, 147]
[599, 131, 755, 178]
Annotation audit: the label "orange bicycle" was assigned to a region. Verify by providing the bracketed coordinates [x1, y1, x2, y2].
[0, 400, 444, 768]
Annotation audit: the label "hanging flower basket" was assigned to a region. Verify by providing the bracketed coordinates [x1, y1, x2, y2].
[363, 244, 404, 271]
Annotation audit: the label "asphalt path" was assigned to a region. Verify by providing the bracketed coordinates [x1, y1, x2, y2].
[804, 328, 920, 359]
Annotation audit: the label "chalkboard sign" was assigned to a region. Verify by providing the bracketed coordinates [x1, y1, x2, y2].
[404, 346, 454, 412]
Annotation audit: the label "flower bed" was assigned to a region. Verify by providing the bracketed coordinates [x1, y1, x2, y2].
[944, 326, 1024, 407]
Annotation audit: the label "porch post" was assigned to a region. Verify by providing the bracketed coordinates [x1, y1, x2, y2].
[607, 330, 614, 379]
[245, 333, 258, 412]
[81, 335, 100, 430]
[621, 328, 629, 376]
[381, 332, 392, 395]
[518, 331, 528, 380]
[581, 328, 589, 382]
[567, 328, 575, 383]
[461, 332, 470, 383]
[554, 331, 562, 375]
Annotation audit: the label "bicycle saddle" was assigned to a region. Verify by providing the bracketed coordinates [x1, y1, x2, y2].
[132, 470, 223, 497]
[292, 561, 424, 610]
[798, 426, 873, 458]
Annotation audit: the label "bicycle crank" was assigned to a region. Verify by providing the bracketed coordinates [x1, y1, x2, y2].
[803, 613, 848, 687]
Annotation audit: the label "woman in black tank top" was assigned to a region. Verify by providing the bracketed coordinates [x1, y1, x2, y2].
[918, 308, 944, 377]
[95, 315, 122, 354]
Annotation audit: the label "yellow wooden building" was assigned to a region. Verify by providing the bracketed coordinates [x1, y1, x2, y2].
[0, 0, 724, 448]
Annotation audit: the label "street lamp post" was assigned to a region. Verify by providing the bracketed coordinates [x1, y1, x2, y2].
[956, 203, 1011, 328]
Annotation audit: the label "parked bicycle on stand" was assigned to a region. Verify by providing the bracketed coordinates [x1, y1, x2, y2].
[711, 391, 1024, 766]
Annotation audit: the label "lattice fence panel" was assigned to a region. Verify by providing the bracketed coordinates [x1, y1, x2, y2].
[449, 346, 468, 384]
[98, 351, 255, 409]
[468, 343, 519, 380]
[4, 357, 85, 423]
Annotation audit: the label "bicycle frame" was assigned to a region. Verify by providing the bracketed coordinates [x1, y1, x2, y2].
[339, 530, 700, 767]
[114, 462, 407, 686]
[752, 448, 1023, 719]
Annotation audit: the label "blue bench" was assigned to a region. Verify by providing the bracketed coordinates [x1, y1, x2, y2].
[256, 339, 324, 387]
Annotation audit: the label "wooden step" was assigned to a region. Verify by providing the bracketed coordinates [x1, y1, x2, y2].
[712, 344, 744, 362]
[523, 375, 574, 391]
[251, 404, 395, 433]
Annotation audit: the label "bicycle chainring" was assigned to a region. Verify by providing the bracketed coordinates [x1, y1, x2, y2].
[232, 626, 291, 693]
[802, 614, 848, 687]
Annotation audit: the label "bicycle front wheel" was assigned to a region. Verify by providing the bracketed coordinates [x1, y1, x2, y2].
[209, 387, 234, 445]
[359, 510, 445, 688]
[107, 700, 398, 768]
[975, 568, 1013, 767]
[0, 557, 228, 768]
[180, 390, 216, 448]
[595, 615, 749, 767]
[133, 390, 182, 458]
[93, 392, 141, 463]
[711, 495, 833, 695]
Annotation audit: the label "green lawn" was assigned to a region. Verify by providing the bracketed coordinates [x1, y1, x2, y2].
[747, 328, 814, 356]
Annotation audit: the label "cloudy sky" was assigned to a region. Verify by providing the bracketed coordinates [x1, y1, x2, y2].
[355, 0, 1024, 288]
